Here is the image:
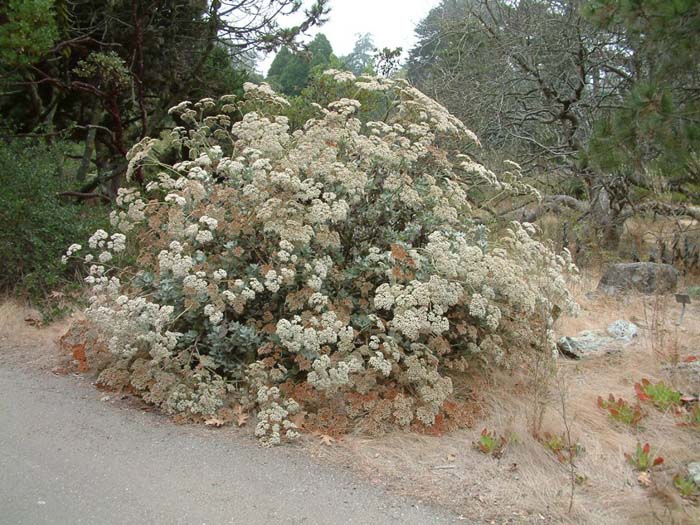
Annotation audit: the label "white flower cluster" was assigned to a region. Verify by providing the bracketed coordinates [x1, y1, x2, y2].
[324, 69, 357, 83]
[402, 354, 453, 425]
[306, 354, 364, 391]
[204, 304, 223, 325]
[61, 243, 82, 264]
[254, 386, 300, 447]
[86, 289, 180, 363]
[157, 242, 195, 277]
[374, 276, 462, 341]
[125, 138, 158, 181]
[243, 82, 290, 107]
[275, 310, 353, 356]
[368, 351, 393, 377]
[70, 71, 578, 442]
[164, 368, 227, 417]
[70, 230, 127, 265]
[110, 188, 147, 232]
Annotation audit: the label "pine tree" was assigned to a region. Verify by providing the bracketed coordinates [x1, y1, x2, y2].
[267, 33, 335, 95]
[343, 33, 376, 75]
[587, 0, 700, 188]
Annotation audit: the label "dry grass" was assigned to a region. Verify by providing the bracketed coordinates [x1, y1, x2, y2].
[3, 275, 700, 523]
[313, 274, 700, 524]
[620, 216, 700, 276]
[0, 297, 71, 370]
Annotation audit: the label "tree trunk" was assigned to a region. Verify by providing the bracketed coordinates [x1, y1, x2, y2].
[76, 102, 103, 182]
[585, 174, 622, 250]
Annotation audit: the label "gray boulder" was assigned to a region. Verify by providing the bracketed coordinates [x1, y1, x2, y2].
[607, 319, 638, 342]
[598, 262, 678, 295]
[558, 332, 615, 359]
[558, 319, 638, 359]
[688, 462, 700, 486]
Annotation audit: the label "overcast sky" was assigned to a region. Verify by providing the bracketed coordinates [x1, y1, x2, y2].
[257, 0, 441, 75]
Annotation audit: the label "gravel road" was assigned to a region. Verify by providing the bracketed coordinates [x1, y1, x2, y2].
[0, 366, 458, 525]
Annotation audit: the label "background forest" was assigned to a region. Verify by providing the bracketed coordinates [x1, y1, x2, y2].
[1, 0, 698, 309]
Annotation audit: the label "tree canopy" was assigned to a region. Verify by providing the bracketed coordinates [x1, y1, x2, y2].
[343, 33, 376, 75]
[407, 0, 700, 247]
[586, 0, 700, 186]
[267, 33, 335, 95]
[0, 0, 329, 192]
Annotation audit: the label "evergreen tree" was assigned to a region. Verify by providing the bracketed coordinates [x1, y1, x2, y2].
[308, 33, 333, 69]
[267, 33, 335, 95]
[586, 0, 700, 189]
[343, 33, 376, 75]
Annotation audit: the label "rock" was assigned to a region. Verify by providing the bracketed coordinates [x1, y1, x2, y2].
[558, 332, 615, 359]
[584, 291, 601, 301]
[607, 319, 638, 342]
[688, 462, 700, 486]
[598, 262, 678, 295]
[558, 319, 638, 359]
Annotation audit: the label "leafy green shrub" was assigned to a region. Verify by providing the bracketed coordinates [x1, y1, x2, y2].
[66, 71, 578, 444]
[0, 0, 58, 67]
[0, 139, 107, 307]
[625, 442, 664, 471]
[634, 378, 681, 411]
[686, 286, 700, 299]
[540, 431, 583, 463]
[679, 403, 700, 428]
[474, 428, 507, 457]
[674, 473, 700, 499]
[597, 394, 645, 427]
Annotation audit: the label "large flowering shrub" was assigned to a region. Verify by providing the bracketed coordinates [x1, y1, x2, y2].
[66, 71, 578, 444]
